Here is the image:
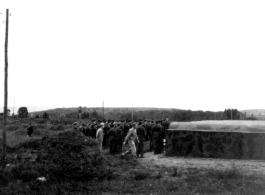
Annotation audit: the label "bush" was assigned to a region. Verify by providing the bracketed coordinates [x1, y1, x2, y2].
[13, 131, 108, 182]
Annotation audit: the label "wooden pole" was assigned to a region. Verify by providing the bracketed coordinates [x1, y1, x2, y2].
[102, 100, 104, 119]
[13, 99, 15, 117]
[132, 103, 133, 121]
[2, 9, 9, 168]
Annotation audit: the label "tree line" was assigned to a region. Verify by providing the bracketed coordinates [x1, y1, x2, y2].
[2, 106, 251, 121]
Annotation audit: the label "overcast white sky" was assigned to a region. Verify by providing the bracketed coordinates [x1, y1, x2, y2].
[0, 0, 265, 113]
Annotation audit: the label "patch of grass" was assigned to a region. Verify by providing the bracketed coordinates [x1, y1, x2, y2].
[155, 170, 163, 179]
[130, 169, 151, 180]
[204, 166, 242, 180]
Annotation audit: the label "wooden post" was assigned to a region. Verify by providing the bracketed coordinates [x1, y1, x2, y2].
[2, 9, 9, 168]
[132, 103, 133, 120]
[102, 100, 104, 119]
[13, 99, 15, 117]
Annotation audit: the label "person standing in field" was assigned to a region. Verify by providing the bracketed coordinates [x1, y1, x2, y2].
[136, 122, 146, 158]
[96, 123, 105, 153]
[27, 123, 34, 138]
[108, 123, 117, 155]
[103, 121, 110, 149]
[122, 122, 139, 158]
[91, 120, 98, 138]
[152, 121, 163, 154]
[115, 123, 124, 154]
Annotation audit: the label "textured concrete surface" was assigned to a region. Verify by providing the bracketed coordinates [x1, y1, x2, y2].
[166, 121, 265, 160]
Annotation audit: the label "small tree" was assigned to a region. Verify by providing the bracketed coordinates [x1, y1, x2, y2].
[43, 112, 49, 119]
[91, 110, 99, 120]
[17, 107, 28, 118]
[224, 108, 239, 120]
[35, 114, 40, 118]
[81, 112, 90, 119]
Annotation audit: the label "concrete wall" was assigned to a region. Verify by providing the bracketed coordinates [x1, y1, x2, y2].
[166, 129, 265, 160]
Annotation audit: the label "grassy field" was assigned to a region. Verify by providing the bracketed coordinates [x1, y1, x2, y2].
[0, 118, 265, 194]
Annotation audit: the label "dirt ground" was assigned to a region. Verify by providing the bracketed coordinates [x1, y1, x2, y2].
[139, 152, 265, 175]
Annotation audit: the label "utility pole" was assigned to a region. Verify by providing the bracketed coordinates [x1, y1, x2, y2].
[2, 9, 9, 168]
[231, 108, 232, 120]
[132, 103, 133, 120]
[13, 99, 15, 117]
[102, 100, 104, 120]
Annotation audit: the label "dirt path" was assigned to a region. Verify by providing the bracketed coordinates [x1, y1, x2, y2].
[138, 152, 265, 175]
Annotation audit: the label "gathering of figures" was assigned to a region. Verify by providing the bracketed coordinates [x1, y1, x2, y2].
[73, 119, 170, 159]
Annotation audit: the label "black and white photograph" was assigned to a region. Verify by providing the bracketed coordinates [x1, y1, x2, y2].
[1, 0, 265, 194]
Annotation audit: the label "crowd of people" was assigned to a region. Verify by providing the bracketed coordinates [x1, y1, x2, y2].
[73, 119, 170, 159]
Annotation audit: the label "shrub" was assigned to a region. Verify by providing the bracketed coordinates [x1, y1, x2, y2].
[13, 131, 108, 182]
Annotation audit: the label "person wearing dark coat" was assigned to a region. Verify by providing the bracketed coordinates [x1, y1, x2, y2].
[103, 122, 110, 148]
[83, 124, 91, 136]
[115, 124, 123, 154]
[136, 122, 146, 158]
[108, 124, 117, 155]
[91, 121, 98, 138]
[161, 118, 170, 139]
[123, 121, 130, 140]
[149, 121, 155, 151]
[27, 123, 34, 138]
[152, 121, 163, 154]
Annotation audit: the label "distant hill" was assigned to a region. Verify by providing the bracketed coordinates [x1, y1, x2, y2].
[31, 107, 177, 115]
[29, 107, 180, 119]
[240, 109, 265, 120]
